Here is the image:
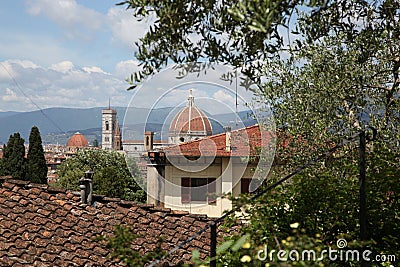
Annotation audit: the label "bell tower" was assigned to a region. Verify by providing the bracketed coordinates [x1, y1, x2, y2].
[102, 103, 123, 151]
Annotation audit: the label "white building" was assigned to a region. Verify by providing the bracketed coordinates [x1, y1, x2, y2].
[101, 108, 122, 150]
[146, 124, 269, 217]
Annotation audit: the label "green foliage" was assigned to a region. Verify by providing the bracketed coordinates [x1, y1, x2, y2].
[118, 0, 315, 88]
[0, 157, 4, 176]
[56, 149, 145, 202]
[92, 138, 99, 147]
[111, 0, 399, 266]
[219, 142, 399, 266]
[96, 225, 166, 266]
[2, 133, 26, 180]
[26, 126, 47, 184]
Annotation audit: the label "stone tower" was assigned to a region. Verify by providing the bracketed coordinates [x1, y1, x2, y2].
[101, 108, 121, 150]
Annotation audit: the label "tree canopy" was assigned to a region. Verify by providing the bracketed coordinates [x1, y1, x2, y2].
[27, 126, 47, 184]
[114, 0, 399, 265]
[56, 149, 145, 202]
[1, 133, 26, 180]
[119, 0, 399, 162]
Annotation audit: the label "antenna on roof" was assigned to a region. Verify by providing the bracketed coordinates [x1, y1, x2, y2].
[235, 69, 238, 127]
[188, 89, 194, 107]
[108, 98, 111, 109]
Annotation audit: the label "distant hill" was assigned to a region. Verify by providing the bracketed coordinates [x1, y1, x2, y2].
[0, 111, 21, 118]
[0, 107, 257, 145]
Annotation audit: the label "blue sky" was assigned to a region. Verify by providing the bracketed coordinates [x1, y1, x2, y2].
[0, 0, 149, 111]
[0, 0, 258, 117]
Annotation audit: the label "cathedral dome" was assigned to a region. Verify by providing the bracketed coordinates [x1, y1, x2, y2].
[67, 132, 89, 147]
[169, 90, 212, 144]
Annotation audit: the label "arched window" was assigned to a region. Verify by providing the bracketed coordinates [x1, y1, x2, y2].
[146, 136, 149, 146]
[105, 121, 109, 131]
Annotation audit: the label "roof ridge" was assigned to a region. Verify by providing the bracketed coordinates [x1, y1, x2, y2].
[164, 123, 261, 149]
[0, 178, 211, 220]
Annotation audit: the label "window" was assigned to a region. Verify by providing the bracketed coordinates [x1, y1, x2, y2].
[241, 178, 252, 194]
[181, 177, 216, 204]
[241, 178, 260, 194]
[105, 121, 109, 131]
[105, 137, 109, 142]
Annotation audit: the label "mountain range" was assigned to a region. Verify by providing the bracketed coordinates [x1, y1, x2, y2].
[0, 107, 257, 145]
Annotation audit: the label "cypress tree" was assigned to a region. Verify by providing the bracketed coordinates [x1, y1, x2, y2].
[0, 145, 4, 176]
[3, 133, 26, 180]
[27, 126, 47, 184]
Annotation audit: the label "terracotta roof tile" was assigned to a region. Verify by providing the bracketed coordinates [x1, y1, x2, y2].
[163, 124, 274, 157]
[0, 179, 214, 266]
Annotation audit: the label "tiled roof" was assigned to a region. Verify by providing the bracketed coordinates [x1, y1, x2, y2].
[163, 124, 274, 157]
[169, 106, 212, 135]
[0, 178, 213, 266]
[67, 132, 89, 147]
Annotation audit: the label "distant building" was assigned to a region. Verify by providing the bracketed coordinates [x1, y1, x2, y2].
[147, 124, 269, 217]
[101, 108, 122, 151]
[169, 89, 212, 144]
[66, 132, 89, 155]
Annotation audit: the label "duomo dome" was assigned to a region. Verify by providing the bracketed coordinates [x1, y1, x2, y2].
[67, 132, 89, 148]
[169, 90, 212, 144]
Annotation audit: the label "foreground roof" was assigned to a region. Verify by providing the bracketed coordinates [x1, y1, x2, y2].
[0, 178, 212, 266]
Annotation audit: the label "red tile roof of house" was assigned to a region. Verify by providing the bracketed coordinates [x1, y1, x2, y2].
[0, 178, 213, 266]
[163, 124, 274, 157]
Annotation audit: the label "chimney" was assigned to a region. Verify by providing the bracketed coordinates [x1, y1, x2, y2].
[225, 126, 231, 152]
[144, 131, 154, 151]
[80, 170, 94, 205]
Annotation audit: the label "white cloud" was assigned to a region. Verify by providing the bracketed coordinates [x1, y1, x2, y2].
[213, 90, 235, 105]
[2, 88, 20, 102]
[106, 7, 154, 49]
[50, 61, 75, 73]
[0, 61, 17, 82]
[6, 60, 39, 69]
[115, 59, 141, 79]
[26, 0, 104, 40]
[82, 66, 109, 75]
[0, 60, 132, 111]
[25, 0, 153, 49]
[0, 60, 41, 82]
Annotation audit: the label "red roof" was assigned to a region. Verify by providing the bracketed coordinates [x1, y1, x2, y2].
[170, 106, 212, 135]
[66, 132, 89, 147]
[169, 90, 212, 136]
[0, 178, 213, 266]
[163, 124, 274, 157]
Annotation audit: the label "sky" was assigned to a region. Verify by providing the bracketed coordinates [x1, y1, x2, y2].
[0, 0, 151, 112]
[0, 0, 262, 120]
